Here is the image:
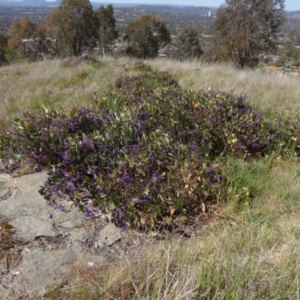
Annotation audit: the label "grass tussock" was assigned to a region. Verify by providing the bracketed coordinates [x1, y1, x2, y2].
[2, 57, 300, 299]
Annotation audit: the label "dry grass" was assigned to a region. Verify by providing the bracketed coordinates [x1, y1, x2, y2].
[2, 58, 300, 131]
[43, 158, 300, 300]
[0, 56, 136, 130]
[46, 221, 300, 299]
[148, 59, 300, 114]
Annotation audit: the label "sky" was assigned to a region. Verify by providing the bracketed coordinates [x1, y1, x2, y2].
[91, 0, 300, 11]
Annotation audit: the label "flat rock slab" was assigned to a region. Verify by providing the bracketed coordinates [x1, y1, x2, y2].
[0, 172, 48, 218]
[9, 216, 56, 242]
[8, 247, 79, 298]
[0, 172, 86, 243]
[0, 174, 17, 202]
[99, 223, 122, 246]
[0, 240, 108, 299]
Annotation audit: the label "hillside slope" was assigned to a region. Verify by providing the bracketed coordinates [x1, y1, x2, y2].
[1, 57, 300, 130]
[1, 57, 300, 299]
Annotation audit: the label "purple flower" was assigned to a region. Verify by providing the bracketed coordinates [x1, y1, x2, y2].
[82, 190, 90, 199]
[66, 181, 76, 192]
[121, 223, 129, 232]
[216, 174, 223, 181]
[250, 143, 261, 152]
[54, 204, 66, 212]
[135, 198, 145, 205]
[35, 165, 42, 172]
[83, 207, 96, 218]
[122, 174, 131, 181]
[113, 208, 123, 221]
[153, 173, 163, 182]
[100, 203, 109, 213]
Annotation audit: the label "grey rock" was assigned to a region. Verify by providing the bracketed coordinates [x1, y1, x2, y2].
[0, 172, 48, 218]
[9, 247, 78, 297]
[99, 223, 122, 246]
[0, 172, 86, 242]
[6, 246, 106, 298]
[69, 241, 83, 255]
[0, 285, 10, 300]
[52, 209, 84, 229]
[9, 216, 56, 243]
[68, 227, 88, 242]
[0, 174, 17, 202]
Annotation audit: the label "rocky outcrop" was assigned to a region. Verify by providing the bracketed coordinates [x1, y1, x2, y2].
[0, 172, 86, 243]
[0, 172, 122, 299]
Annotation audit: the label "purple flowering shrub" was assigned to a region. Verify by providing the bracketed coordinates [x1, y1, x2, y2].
[0, 71, 299, 230]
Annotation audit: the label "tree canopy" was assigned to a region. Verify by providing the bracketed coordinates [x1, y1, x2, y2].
[8, 17, 37, 56]
[125, 15, 171, 59]
[46, 0, 97, 56]
[6, 16, 47, 61]
[172, 27, 203, 61]
[9, 16, 36, 41]
[0, 31, 8, 66]
[96, 4, 118, 57]
[212, 0, 286, 68]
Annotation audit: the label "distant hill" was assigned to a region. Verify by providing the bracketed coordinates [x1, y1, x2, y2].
[0, 0, 217, 9]
[0, 0, 60, 6]
[286, 10, 300, 19]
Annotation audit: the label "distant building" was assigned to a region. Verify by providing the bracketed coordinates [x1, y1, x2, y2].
[208, 11, 211, 17]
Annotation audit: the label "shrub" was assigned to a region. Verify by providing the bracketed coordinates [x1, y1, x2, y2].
[0, 71, 299, 230]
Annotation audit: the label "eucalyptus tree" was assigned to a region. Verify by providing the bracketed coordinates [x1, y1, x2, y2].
[0, 31, 8, 66]
[96, 4, 118, 57]
[125, 15, 171, 59]
[8, 16, 37, 56]
[172, 27, 203, 61]
[46, 0, 97, 56]
[213, 0, 286, 68]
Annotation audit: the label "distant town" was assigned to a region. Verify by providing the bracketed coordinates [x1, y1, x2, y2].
[0, 0, 300, 71]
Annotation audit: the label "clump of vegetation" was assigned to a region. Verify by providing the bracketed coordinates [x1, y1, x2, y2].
[124, 15, 171, 59]
[0, 71, 299, 230]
